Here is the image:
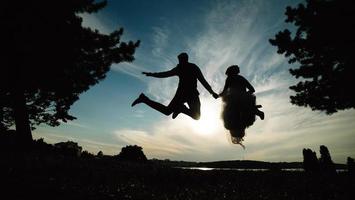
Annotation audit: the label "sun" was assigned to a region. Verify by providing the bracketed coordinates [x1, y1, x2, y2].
[189, 99, 222, 136]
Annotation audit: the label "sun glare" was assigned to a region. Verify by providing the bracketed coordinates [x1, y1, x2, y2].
[189, 99, 223, 136]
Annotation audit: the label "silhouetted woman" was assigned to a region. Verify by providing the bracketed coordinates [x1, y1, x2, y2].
[219, 65, 264, 148]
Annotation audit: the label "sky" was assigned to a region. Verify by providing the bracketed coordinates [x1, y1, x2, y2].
[34, 0, 355, 163]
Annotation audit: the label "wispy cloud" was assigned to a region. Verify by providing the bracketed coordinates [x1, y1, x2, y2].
[80, 13, 112, 34]
[112, 96, 260, 161]
[121, 0, 355, 163]
[60, 120, 90, 129]
[71, 0, 355, 163]
[112, 105, 234, 161]
[151, 26, 170, 57]
[111, 62, 148, 82]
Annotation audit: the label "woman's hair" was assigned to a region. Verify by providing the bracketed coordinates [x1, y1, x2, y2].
[230, 129, 245, 149]
[225, 65, 240, 76]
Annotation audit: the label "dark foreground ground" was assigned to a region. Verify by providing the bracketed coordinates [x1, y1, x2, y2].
[1, 152, 354, 200]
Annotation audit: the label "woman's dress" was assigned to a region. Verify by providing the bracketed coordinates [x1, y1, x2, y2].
[221, 75, 256, 147]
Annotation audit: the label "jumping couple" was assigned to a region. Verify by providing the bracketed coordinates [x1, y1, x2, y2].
[131, 53, 264, 147]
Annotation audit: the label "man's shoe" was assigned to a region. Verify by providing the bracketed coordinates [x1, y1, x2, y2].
[131, 93, 146, 107]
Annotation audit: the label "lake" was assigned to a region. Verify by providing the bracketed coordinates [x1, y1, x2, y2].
[177, 167, 347, 172]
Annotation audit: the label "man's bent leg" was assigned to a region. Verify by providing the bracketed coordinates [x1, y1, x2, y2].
[133, 93, 173, 116]
[183, 96, 201, 120]
[144, 98, 173, 116]
[168, 95, 187, 119]
[171, 104, 189, 119]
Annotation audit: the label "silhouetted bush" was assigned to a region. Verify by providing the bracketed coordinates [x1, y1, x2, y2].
[303, 148, 319, 173]
[97, 151, 104, 157]
[116, 145, 147, 162]
[81, 150, 95, 159]
[347, 157, 355, 176]
[32, 138, 56, 153]
[54, 141, 82, 157]
[303, 145, 337, 176]
[319, 145, 335, 175]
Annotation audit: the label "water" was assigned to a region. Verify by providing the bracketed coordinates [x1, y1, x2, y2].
[177, 167, 348, 172]
[177, 167, 289, 171]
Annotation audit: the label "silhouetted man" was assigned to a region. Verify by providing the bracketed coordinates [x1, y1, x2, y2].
[132, 53, 218, 120]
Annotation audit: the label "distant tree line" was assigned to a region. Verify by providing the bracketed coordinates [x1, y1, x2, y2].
[1, 129, 147, 162]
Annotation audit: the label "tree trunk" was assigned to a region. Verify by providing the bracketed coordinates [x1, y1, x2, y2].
[13, 87, 33, 146]
[0, 107, 4, 131]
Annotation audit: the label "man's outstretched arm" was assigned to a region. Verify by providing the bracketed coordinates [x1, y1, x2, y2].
[142, 68, 177, 78]
[197, 68, 219, 98]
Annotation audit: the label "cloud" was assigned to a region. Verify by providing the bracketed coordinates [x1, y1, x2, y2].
[117, 0, 355, 163]
[151, 26, 170, 57]
[33, 128, 125, 155]
[80, 13, 112, 34]
[113, 127, 200, 159]
[112, 97, 251, 161]
[71, 0, 355, 163]
[60, 120, 90, 129]
[111, 62, 148, 82]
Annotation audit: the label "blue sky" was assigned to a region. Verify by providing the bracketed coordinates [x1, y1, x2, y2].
[34, 0, 355, 163]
